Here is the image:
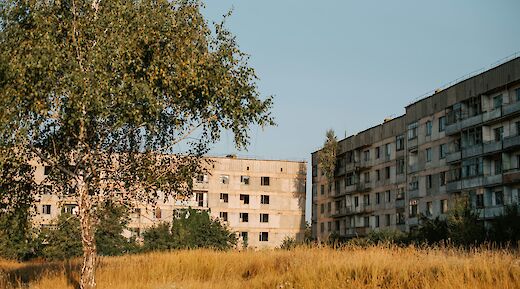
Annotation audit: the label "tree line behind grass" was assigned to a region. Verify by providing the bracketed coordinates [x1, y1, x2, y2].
[0, 205, 236, 261]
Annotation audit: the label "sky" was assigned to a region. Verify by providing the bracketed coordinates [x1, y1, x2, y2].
[200, 1, 520, 221]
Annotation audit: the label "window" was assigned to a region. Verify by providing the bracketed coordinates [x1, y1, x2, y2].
[327, 222, 332, 232]
[516, 88, 520, 101]
[241, 176, 250, 185]
[320, 185, 325, 195]
[220, 175, 229, 184]
[476, 193, 484, 208]
[493, 94, 503, 109]
[396, 188, 405, 200]
[409, 176, 418, 190]
[426, 148, 432, 162]
[320, 204, 325, 214]
[320, 223, 325, 233]
[219, 212, 228, 222]
[396, 135, 405, 151]
[346, 173, 355, 186]
[426, 121, 432, 136]
[42, 204, 51, 215]
[409, 200, 418, 217]
[62, 204, 77, 215]
[220, 193, 229, 203]
[441, 199, 448, 214]
[439, 116, 446, 132]
[44, 166, 51, 176]
[240, 194, 250, 205]
[354, 196, 359, 207]
[386, 191, 391, 203]
[364, 216, 370, 228]
[440, 172, 447, 186]
[408, 122, 418, 140]
[364, 172, 370, 183]
[495, 191, 503, 206]
[439, 144, 447, 159]
[426, 202, 433, 216]
[376, 147, 381, 159]
[196, 174, 206, 183]
[261, 176, 270, 186]
[385, 167, 390, 179]
[396, 212, 405, 225]
[260, 213, 269, 223]
[385, 143, 391, 159]
[261, 195, 270, 205]
[240, 213, 249, 222]
[363, 194, 370, 206]
[426, 175, 432, 189]
[385, 214, 391, 226]
[494, 127, 504, 141]
[495, 159, 502, 175]
[376, 170, 381, 181]
[363, 150, 370, 161]
[155, 207, 162, 219]
[376, 192, 381, 204]
[196, 192, 204, 207]
[396, 158, 405, 175]
[259, 232, 269, 242]
[327, 202, 332, 213]
[312, 165, 317, 177]
[240, 232, 248, 243]
[375, 216, 380, 228]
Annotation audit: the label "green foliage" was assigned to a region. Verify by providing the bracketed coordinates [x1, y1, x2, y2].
[412, 215, 449, 245]
[318, 129, 338, 182]
[143, 208, 237, 251]
[40, 213, 83, 260]
[367, 229, 408, 245]
[446, 202, 486, 246]
[489, 204, 520, 246]
[0, 206, 39, 261]
[279, 237, 299, 250]
[95, 202, 139, 256]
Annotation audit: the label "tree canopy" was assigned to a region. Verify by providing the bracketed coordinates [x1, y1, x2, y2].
[0, 1, 273, 288]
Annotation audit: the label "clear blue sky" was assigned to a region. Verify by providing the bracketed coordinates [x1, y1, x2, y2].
[201, 1, 520, 220]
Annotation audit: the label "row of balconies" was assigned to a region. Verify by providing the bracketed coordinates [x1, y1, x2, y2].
[446, 134, 520, 164]
[446, 101, 520, 135]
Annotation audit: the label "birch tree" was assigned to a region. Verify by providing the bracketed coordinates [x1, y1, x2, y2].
[0, 1, 273, 288]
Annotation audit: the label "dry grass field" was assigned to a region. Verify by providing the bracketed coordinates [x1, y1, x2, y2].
[1, 246, 520, 289]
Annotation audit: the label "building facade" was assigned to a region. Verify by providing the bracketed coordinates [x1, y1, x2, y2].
[312, 57, 520, 240]
[33, 156, 307, 249]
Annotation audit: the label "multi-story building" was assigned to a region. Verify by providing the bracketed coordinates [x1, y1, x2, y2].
[312, 57, 520, 240]
[33, 156, 307, 249]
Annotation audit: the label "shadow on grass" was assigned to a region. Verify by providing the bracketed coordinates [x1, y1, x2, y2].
[1, 260, 81, 289]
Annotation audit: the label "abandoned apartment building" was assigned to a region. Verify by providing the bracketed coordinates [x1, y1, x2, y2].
[32, 155, 307, 249]
[312, 56, 520, 241]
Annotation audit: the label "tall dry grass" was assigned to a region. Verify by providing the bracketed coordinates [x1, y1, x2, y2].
[1, 246, 520, 289]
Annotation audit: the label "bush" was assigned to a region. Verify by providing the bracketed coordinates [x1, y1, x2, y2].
[0, 206, 40, 261]
[143, 208, 237, 251]
[95, 202, 139, 256]
[40, 213, 83, 260]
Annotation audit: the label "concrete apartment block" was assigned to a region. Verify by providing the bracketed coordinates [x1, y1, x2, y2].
[33, 156, 307, 249]
[312, 57, 520, 241]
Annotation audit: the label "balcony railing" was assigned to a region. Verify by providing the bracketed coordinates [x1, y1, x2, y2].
[504, 168, 520, 184]
[504, 134, 520, 150]
[446, 151, 461, 163]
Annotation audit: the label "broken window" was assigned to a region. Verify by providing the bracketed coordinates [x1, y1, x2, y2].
[240, 194, 250, 205]
[220, 193, 229, 203]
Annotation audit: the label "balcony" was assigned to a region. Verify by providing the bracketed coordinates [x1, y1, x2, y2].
[409, 164, 419, 173]
[462, 145, 483, 159]
[482, 108, 501, 123]
[483, 174, 502, 187]
[503, 101, 520, 117]
[483, 140, 502, 155]
[331, 207, 351, 218]
[408, 138, 418, 149]
[446, 180, 461, 192]
[356, 182, 372, 192]
[446, 151, 461, 163]
[504, 168, 520, 184]
[503, 134, 520, 150]
[445, 114, 483, 135]
[408, 189, 420, 199]
[395, 199, 405, 209]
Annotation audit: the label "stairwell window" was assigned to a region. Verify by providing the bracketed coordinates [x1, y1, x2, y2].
[439, 116, 446, 132]
[426, 148, 432, 162]
[426, 121, 432, 136]
[396, 135, 405, 151]
[408, 122, 418, 140]
[261, 176, 270, 186]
